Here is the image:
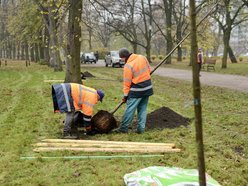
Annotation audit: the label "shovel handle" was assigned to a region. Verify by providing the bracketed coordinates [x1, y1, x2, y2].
[110, 101, 125, 115]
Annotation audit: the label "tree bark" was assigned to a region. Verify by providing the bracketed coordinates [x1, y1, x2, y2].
[65, 0, 82, 83]
[189, 0, 206, 185]
[163, 0, 173, 64]
[48, 6, 62, 71]
[21, 42, 25, 60]
[30, 45, 35, 62]
[24, 41, 29, 61]
[222, 30, 230, 68]
[228, 46, 237, 63]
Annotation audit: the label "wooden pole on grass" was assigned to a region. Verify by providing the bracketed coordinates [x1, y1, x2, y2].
[41, 139, 175, 147]
[189, 0, 206, 185]
[33, 147, 181, 153]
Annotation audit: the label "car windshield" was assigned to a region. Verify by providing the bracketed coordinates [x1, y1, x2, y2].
[85, 53, 94, 58]
[111, 51, 119, 58]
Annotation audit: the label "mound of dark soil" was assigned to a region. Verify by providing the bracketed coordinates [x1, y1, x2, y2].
[81, 71, 95, 79]
[145, 107, 190, 129]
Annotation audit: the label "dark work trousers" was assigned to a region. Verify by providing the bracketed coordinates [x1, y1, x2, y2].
[64, 112, 84, 134]
[198, 63, 202, 74]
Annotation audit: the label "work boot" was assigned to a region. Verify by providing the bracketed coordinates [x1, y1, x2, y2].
[62, 132, 78, 139]
[112, 128, 128, 133]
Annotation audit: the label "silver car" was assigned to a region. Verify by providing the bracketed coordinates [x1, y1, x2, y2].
[105, 51, 125, 67]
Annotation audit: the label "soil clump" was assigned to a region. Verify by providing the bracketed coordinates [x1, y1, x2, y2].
[81, 71, 95, 79]
[145, 107, 190, 129]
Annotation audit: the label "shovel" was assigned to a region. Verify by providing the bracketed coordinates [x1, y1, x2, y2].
[92, 5, 217, 133]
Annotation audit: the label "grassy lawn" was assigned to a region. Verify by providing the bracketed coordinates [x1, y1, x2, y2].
[0, 61, 247, 185]
[152, 57, 248, 76]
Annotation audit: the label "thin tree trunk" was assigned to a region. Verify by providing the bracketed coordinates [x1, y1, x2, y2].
[21, 43, 25, 60]
[24, 41, 29, 61]
[39, 44, 45, 60]
[12, 42, 16, 60]
[30, 45, 35, 62]
[17, 43, 20, 60]
[34, 43, 40, 62]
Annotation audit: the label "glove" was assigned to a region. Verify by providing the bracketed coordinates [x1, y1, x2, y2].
[122, 96, 128, 103]
[86, 129, 99, 136]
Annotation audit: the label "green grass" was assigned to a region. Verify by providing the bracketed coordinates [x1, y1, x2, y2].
[0, 61, 247, 185]
[152, 57, 248, 76]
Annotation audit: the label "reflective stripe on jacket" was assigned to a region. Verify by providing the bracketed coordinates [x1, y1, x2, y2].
[123, 54, 153, 98]
[70, 83, 98, 116]
[52, 83, 98, 117]
[52, 83, 74, 113]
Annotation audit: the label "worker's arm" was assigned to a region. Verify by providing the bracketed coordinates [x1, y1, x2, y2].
[123, 64, 133, 99]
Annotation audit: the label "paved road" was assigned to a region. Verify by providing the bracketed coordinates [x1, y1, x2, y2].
[153, 68, 248, 93]
[81, 60, 248, 93]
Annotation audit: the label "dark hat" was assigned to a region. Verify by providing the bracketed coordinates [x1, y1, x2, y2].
[97, 90, 104, 102]
[119, 48, 130, 58]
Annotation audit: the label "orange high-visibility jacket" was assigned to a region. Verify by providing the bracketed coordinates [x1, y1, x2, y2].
[123, 54, 153, 98]
[70, 83, 98, 116]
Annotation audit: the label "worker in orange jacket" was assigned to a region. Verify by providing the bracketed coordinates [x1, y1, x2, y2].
[116, 48, 153, 133]
[52, 83, 104, 138]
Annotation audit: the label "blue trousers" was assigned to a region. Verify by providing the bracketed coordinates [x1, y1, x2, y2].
[119, 97, 149, 133]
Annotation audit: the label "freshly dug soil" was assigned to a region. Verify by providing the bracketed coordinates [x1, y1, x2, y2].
[145, 107, 190, 129]
[81, 71, 95, 78]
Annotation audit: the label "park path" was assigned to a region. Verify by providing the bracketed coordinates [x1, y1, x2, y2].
[82, 60, 248, 93]
[152, 67, 248, 93]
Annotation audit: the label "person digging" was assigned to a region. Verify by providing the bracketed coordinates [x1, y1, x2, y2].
[115, 48, 153, 134]
[52, 83, 105, 139]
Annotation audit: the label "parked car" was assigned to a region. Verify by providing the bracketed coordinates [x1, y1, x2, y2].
[81, 53, 96, 64]
[105, 51, 125, 67]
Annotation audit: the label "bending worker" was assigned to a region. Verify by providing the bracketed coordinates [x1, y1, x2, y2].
[116, 48, 153, 134]
[52, 83, 104, 138]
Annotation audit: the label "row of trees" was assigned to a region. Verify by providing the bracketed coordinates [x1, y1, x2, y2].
[0, 0, 248, 75]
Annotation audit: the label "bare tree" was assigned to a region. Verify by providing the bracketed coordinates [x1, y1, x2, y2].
[36, 0, 64, 71]
[213, 0, 248, 68]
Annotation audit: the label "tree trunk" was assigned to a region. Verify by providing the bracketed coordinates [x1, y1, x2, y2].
[34, 43, 40, 62]
[88, 27, 92, 50]
[164, 0, 173, 64]
[228, 45, 237, 63]
[177, 45, 182, 62]
[222, 30, 230, 68]
[24, 41, 29, 61]
[21, 43, 25, 60]
[132, 43, 138, 53]
[17, 42, 20, 60]
[189, 0, 206, 185]
[30, 45, 35, 62]
[12, 42, 16, 60]
[39, 45, 45, 60]
[48, 6, 62, 71]
[65, 0, 82, 83]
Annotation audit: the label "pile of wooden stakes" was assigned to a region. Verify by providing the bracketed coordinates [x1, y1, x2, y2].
[33, 139, 181, 153]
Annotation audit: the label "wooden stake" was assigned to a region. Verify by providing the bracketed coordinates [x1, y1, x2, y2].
[34, 142, 175, 149]
[34, 147, 181, 153]
[41, 139, 175, 147]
